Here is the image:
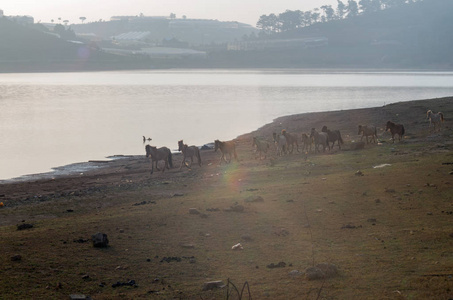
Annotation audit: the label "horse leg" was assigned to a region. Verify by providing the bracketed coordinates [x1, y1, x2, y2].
[179, 156, 185, 171]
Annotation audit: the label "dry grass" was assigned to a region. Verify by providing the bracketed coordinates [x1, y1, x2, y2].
[1, 97, 453, 299]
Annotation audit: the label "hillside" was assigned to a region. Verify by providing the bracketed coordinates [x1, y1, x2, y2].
[0, 18, 154, 72]
[206, 0, 453, 69]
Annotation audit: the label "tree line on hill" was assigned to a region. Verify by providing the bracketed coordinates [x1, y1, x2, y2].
[256, 0, 422, 34]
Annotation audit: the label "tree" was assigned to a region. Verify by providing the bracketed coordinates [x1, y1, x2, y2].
[256, 13, 279, 34]
[346, 0, 359, 17]
[169, 13, 176, 19]
[359, 0, 382, 13]
[79, 16, 86, 23]
[321, 5, 336, 22]
[278, 10, 302, 32]
[336, 0, 347, 19]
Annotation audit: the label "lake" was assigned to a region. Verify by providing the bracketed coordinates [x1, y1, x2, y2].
[1, 69, 453, 181]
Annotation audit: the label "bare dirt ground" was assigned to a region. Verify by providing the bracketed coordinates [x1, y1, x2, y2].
[0, 97, 452, 299]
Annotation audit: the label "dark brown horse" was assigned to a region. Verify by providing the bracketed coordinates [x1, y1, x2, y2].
[321, 126, 344, 150]
[385, 121, 405, 143]
[145, 144, 173, 174]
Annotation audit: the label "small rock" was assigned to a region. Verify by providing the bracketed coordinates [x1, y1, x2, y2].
[69, 295, 92, 300]
[305, 267, 324, 280]
[11, 254, 22, 261]
[244, 196, 264, 203]
[288, 270, 302, 277]
[241, 235, 253, 242]
[189, 208, 200, 215]
[180, 243, 195, 249]
[17, 223, 33, 230]
[92, 233, 109, 248]
[355, 170, 364, 176]
[267, 261, 286, 268]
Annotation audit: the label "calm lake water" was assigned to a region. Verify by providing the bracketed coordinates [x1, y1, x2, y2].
[1, 69, 453, 181]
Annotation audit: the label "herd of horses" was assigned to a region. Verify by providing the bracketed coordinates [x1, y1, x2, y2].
[144, 109, 444, 174]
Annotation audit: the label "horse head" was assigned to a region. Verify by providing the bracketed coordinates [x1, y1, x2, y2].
[321, 126, 328, 133]
[214, 140, 220, 152]
[426, 110, 432, 119]
[310, 128, 316, 137]
[385, 121, 392, 131]
[178, 140, 184, 152]
[358, 125, 363, 135]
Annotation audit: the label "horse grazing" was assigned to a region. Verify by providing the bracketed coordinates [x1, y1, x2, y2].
[281, 129, 299, 154]
[301, 133, 312, 153]
[252, 137, 270, 160]
[321, 126, 344, 150]
[385, 121, 405, 143]
[358, 125, 378, 144]
[145, 144, 173, 174]
[272, 132, 287, 156]
[214, 139, 238, 164]
[178, 140, 201, 170]
[426, 110, 444, 132]
[310, 128, 330, 153]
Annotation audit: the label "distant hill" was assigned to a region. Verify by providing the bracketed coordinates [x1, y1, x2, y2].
[208, 0, 453, 69]
[0, 18, 156, 72]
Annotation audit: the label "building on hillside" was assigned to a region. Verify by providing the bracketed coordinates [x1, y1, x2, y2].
[102, 47, 206, 59]
[111, 31, 152, 45]
[227, 37, 328, 51]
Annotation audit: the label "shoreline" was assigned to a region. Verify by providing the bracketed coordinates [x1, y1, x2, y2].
[0, 96, 451, 206]
[1, 96, 451, 184]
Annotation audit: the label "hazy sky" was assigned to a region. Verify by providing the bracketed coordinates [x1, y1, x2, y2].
[2, 0, 338, 26]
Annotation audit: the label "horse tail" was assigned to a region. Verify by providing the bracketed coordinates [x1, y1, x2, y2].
[197, 148, 202, 166]
[338, 131, 344, 144]
[168, 151, 173, 168]
[401, 125, 405, 137]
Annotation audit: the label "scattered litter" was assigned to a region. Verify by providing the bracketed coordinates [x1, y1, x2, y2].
[231, 243, 243, 250]
[373, 163, 392, 169]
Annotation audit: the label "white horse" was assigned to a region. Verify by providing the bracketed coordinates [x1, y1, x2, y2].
[272, 132, 287, 156]
[426, 110, 444, 132]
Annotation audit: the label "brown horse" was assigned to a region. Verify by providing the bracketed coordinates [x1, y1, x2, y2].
[178, 140, 201, 170]
[145, 144, 173, 174]
[358, 125, 378, 144]
[214, 139, 238, 164]
[426, 110, 444, 132]
[321, 126, 344, 150]
[281, 129, 299, 154]
[385, 121, 405, 143]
